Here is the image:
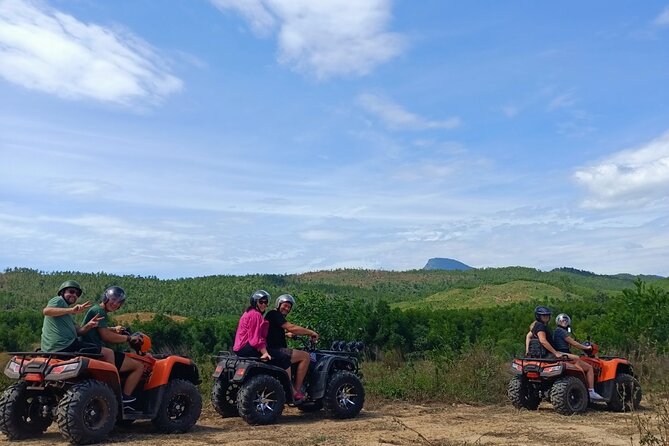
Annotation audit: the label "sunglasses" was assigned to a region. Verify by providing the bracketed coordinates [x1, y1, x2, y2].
[258, 300, 269, 305]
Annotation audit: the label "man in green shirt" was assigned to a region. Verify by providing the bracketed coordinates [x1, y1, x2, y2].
[40, 280, 104, 353]
[82, 286, 144, 406]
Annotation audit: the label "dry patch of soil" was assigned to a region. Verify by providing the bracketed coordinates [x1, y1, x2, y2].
[3, 401, 649, 446]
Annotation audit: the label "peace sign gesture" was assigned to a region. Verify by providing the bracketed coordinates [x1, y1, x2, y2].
[84, 313, 104, 330]
[71, 301, 92, 314]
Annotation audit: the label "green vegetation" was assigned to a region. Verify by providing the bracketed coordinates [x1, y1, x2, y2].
[1, 266, 668, 404]
[395, 280, 580, 310]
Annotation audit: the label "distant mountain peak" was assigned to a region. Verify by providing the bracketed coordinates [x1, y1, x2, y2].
[423, 258, 473, 271]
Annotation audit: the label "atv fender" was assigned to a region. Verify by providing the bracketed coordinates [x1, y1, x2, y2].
[232, 362, 292, 391]
[308, 356, 358, 400]
[593, 362, 635, 401]
[46, 358, 122, 397]
[145, 357, 200, 389]
[597, 358, 633, 382]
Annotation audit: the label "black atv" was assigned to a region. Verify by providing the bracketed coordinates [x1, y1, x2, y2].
[211, 339, 365, 425]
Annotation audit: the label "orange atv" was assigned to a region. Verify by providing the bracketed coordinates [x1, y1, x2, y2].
[0, 333, 202, 444]
[508, 343, 641, 415]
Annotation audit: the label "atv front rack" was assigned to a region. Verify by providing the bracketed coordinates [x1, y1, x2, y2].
[515, 356, 572, 363]
[8, 351, 103, 359]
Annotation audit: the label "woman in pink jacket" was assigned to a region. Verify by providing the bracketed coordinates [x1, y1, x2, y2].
[233, 290, 291, 371]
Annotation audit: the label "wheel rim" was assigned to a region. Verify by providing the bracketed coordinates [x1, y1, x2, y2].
[568, 387, 583, 409]
[335, 383, 358, 410]
[83, 398, 107, 430]
[23, 395, 40, 424]
[225, 384, 238, 405]
[253, 387, 277, 415]
[167, 394, 189, 420]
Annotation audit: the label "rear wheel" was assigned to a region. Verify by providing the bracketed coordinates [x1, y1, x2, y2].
[607, 373, 642, 412]
[508, 376, 540, 410]
[0, 382, 53, 439]
[550, 376, 588, 415]
[237, 375, 285, 425]
[56, 380, 118, 444]
[323, 371, 365, 419]
[211, 379, 240, 417]
[151, 379, 202, 433]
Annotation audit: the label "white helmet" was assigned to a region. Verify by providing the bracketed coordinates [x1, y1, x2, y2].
[275, 294, 295, 309]
[555, 313, 571, 326]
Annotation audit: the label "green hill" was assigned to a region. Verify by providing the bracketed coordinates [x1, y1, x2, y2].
[395, 280, 581, 310]
[1, 266, 666, 317]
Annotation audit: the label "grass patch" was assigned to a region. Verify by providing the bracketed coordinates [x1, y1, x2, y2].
[362, 344, 508, 404]
[394, 280, 581, 310]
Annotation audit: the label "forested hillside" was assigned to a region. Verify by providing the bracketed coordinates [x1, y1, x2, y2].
[1, 266, 668, 359]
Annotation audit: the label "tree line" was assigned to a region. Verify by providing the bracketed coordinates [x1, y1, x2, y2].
[1, 266, 667, 359]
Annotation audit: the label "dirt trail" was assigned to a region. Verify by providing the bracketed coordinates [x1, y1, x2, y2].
[3, 402, 647, 446]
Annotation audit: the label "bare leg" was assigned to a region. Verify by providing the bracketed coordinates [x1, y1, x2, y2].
[119, 356, 143, 395]
[101, 347, 114, 365]
[578, 360, 595, 389]
[291, 350, 310, 392]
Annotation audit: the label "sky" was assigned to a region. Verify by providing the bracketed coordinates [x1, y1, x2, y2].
[1, 0, 669, 279]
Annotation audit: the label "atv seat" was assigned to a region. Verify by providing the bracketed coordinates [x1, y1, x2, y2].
[76, 347, 103, 357]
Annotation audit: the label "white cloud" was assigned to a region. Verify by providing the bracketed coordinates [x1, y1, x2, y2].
[357, 93, 461, 130]
[0, 0, 182, 105]
[548, 92, 578, 110]
[573, 130, 669, 208]
[653, 6, 669, 26]
[299, 229, 347, 241]
[501, 105, 519, 118]
[211, 0, 407, 79]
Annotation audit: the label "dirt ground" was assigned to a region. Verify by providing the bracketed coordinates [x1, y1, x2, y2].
[2, 400, 654, 446]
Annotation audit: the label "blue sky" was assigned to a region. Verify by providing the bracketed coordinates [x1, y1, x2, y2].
[1, 0, 669, 278]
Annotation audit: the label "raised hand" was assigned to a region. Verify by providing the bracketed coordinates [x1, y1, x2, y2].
[85, 313, 104, 329]
[71, 301, 92, 314]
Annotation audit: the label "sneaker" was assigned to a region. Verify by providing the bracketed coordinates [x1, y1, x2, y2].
[293, 391, 305, 401]
[589, 390, 605, 401]
[122, 394, 136, 404]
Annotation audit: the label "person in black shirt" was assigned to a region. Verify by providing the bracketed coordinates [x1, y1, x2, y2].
[265, 294, 319, 401]
[554, 314, 604, 401]
[527, 306, 561, 358]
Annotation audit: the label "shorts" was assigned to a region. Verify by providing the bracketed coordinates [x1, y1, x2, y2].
[279, 347, 293, 358]
[113, 350, 126, 369]
[59, 339, 101, 354]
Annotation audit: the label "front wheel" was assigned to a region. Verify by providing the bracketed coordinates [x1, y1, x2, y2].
[550, 376, 588, 415]
[151, 379, 202, 433]
[0, 382, 53, 439]
[56, 380, 118, 444]
[323, 371, 365, 419]
[508, 376, 540, 410]
[607, 373, 642, 412]
[237, 375, 285, 425]
[211, 379, 240, 418]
